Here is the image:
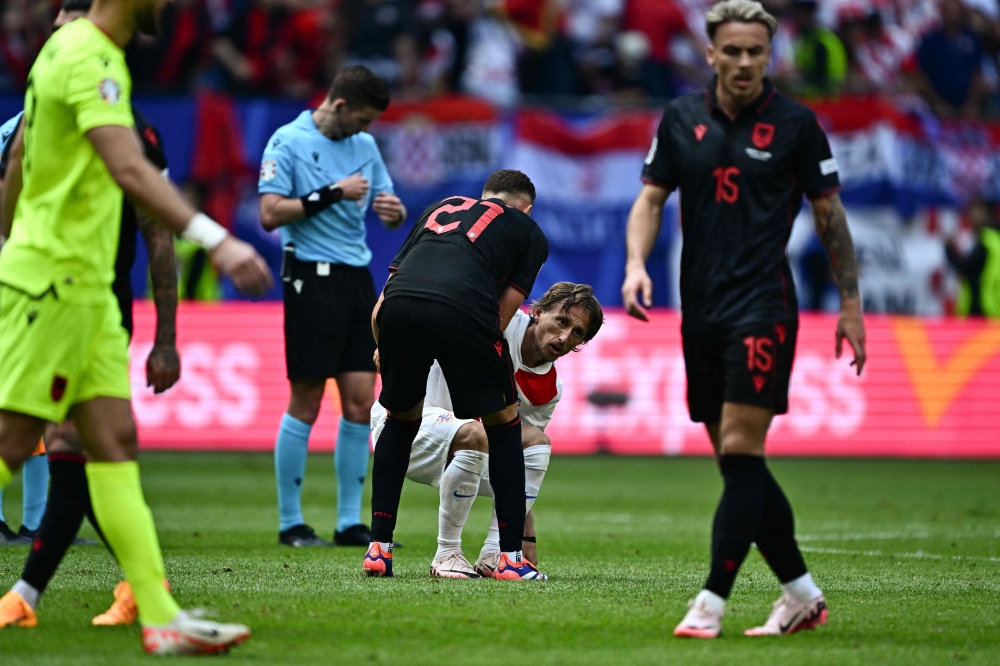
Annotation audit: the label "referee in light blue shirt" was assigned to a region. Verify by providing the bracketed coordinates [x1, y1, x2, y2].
[258, 66, 406, 548]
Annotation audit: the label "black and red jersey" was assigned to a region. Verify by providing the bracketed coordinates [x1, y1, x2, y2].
[386, 196, 549, 330]
[642, 77, 840, 330]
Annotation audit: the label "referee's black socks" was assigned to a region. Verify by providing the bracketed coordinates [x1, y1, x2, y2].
[369, 416, 421, 544]
[705, 454, 766, 599]
[484, 416, 526, 553]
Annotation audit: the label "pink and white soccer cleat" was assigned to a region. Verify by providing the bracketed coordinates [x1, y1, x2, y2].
[430, 551, 480, 579]
[362, 542, 393, 577]
[141, 610, 250, 655]
[673, 597, 723, 639]
[745, 593, 828, 636]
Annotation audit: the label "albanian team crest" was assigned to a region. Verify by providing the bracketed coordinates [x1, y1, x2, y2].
[98, 78, 121, 104]
[752, 123, 774, 149]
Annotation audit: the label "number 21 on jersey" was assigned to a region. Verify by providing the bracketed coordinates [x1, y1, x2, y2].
[424, 197, 504, 242]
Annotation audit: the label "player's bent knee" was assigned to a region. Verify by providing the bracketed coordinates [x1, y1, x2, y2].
[451, 422, 487, 453]
[341, 398, 376, 424]
[45, 420, 85, 454]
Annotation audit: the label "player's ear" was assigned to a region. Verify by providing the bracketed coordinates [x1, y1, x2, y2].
[706, 43, 716, 68]
[523, 203, 533, 216]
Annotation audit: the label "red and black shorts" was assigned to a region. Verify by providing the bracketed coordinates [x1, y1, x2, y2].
[682, 320, 798, 424]
[376, 296, 517, 419]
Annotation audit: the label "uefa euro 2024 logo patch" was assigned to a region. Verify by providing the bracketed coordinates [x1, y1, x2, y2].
[260, 159, 277, 181]
[98, 78, 121, 104]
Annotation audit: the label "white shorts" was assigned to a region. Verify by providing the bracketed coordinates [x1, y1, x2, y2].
[370, 402, 477, 487]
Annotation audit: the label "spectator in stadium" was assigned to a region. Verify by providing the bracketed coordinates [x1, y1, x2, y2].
[126, 0, 215, 93]
[787, 0, 847, 97]
[419, 0, 522, 106]
[564, 0, 624, 95]
[0, 0, 48, 91]
[946, 197, 1000, 317]
[840, 5, 916, 95]
[623, 0, 702, 97]
[339, 0, 421, 95]
[915, 0, 988, 118]
[504, 0, 578, 96]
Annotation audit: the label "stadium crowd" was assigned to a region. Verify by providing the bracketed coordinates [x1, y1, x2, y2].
[1, 0, 1000, 114]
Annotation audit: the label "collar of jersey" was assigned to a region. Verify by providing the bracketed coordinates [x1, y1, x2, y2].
[705, 76, 776, 119]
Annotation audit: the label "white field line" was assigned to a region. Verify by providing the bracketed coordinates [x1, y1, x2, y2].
[799, 546, 1000, 563]
[798, 530, 1000, 543]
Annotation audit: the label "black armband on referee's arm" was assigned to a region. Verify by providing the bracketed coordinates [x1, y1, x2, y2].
[300, 185, 343, 217]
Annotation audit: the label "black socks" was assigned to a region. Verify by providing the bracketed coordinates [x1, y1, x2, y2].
[369, 416, 420, 544]
[22, 454, 104, 594]
[484, 416, 525, 553]
[755, 466, 808, 583]
[705, 454, 766, 599]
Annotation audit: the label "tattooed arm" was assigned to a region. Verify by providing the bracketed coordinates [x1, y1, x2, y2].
[138, 207, 181, 393]
[810, 192, 866, 375]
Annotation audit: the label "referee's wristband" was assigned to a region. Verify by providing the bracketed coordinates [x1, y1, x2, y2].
[180, 213, 228, 251]
[300, 185, 343, 217]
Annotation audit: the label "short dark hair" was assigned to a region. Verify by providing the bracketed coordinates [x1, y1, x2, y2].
[531, 282, 604, 347]
[61, 0, 91, 13]
[328, 66, 390, 112]
[482, 169, 536, 203]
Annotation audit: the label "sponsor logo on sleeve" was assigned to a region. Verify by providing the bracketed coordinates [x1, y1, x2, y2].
[260, 159, 277, 181]
[98, 78, 121, 104]
[820, 157, 839, 176]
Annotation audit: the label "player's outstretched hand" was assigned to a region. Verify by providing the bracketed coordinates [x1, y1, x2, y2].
[336, 172, 370, 201]
[373, 193, 405, 229]
[836, 299, 866, 375]
[621, 265, 653, 322]
[146, 344, 181, 394]
[212, 236, 274, 297]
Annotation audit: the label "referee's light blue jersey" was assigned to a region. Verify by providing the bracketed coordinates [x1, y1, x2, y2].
[257, 110, 394, 267]
[0, 111, 24, 156]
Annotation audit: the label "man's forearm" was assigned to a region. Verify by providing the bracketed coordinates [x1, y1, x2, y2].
[625, 194, 664, 269]
[0, 124, 24, 240]
[139, 210, 179, 346]
[260, 194, 306, 231]
[813, 194, 860, 304]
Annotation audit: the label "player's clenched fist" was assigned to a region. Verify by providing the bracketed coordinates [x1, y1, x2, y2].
[373, 192, 405, 229]
[211, 236, 274, 297]
[621, 264, 654, 322]
[335, 172, 370, 201]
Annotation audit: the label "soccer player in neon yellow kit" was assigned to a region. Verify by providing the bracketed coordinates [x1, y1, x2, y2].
[0, 0, 271, 655]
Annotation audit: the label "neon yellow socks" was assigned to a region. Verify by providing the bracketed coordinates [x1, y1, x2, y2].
[86, 461, 180, 626]
[0, 455, 12, 487]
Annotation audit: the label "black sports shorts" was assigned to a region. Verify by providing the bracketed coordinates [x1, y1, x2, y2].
[376, 296, 516, 419]
[682, 320, 798, 423]
[283, 259, 377, 380]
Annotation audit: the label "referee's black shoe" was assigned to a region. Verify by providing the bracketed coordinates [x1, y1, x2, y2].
[15, 525, 98, 546]
[334, 524, 403, 549]
[0, 521, 29, 546]
[279, 524, 333, 547]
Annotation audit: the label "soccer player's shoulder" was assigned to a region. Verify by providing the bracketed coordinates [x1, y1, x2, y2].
[771, 91, 822, 132]
[36, 21, 129, 96]
[660, 90, 705, 120]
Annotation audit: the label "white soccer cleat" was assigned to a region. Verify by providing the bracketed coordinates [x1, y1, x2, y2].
[474, 549, 501, 579]
[142, 610, 250, 655]
[430, 551, 481, 579]
[745, 593, 828, 636]
[673, 597, 723, 639]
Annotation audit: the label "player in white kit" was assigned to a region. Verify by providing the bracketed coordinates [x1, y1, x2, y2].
[371, 282, 603, 578]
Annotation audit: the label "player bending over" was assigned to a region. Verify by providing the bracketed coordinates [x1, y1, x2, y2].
[371, 282, 603, 579]
[0, 0, 271, 654]
[364, 169, 549, 580]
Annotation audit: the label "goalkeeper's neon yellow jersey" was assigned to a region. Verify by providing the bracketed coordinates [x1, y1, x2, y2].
[0, 19, 134, 303]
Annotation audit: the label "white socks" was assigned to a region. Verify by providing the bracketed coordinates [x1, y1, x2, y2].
[695, 589, 727, 617]
[435, 450, 487, 560]
[12, 580, 39, 610]
[782, 572, 822, 603]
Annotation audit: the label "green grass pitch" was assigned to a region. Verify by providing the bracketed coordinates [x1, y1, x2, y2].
[0, 453, 997, 664]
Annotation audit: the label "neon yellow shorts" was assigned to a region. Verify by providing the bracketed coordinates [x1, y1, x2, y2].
[0, 285, 130, 422]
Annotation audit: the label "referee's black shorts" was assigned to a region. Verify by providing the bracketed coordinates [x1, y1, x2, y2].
[376, 296, 517, 419]
[283, 258, 377, 380]
[683, 320, 798, 424]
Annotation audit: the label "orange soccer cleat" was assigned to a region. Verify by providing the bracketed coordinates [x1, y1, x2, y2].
[0, 590, 37, 628]
[362, 542, 393, 577]
[92, 581, 138, 626]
